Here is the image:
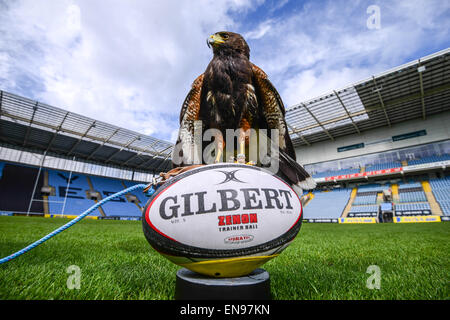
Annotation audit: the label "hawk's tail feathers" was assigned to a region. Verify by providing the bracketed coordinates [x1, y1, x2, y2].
[295, 176, 317, 192]
[278, 150, 317, 192]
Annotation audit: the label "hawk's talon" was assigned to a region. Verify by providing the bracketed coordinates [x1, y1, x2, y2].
[237, 153, 246, 164]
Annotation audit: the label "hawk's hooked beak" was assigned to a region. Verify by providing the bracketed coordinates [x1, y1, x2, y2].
[207, 34, 225, 48]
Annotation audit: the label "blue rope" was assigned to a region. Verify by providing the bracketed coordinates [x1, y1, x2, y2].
[0, 183, 147, 265]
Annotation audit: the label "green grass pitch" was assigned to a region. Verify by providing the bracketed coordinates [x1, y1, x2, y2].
[0, 216, 448, 300]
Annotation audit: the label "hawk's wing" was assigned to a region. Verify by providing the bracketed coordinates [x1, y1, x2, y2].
[172, 74, 204, 168]
[252, 63, 316, 191]
[251, 64, 294, 156]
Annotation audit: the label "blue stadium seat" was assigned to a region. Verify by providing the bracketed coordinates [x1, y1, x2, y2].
[407, 154, 450, 165]
[312, 168, 360, 178]
[348, 205, 379, 217]
[395, 202, 431, 215]
[123, 180, 149, 206]
[365, 161, 402, 172]
[90, 176, 142, 217]
[430, 177, 450, 215]
[398, 191, 427, 202]
[353, 194, 377, 205]
[398, 181, 422, 189]
[47, 169, 102, 216]
[303, 188, 351, 219]
[357, 184, 390, 193]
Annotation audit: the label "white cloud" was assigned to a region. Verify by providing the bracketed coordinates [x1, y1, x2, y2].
[0, 0, 256, 141]
[245, 0, 450, 105]
[245, 19, 273, 40]
[0, 0, 448, 144]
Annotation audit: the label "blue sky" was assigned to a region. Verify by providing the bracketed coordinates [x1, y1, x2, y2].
[0, 0, 449, 143]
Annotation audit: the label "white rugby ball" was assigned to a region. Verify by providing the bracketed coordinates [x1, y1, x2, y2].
[142, 163, 303, 277]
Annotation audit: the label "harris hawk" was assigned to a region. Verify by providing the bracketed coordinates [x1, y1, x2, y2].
[172, 31, 316, 194]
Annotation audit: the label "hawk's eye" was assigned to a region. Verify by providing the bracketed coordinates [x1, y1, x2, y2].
[221, 33, 229, 40]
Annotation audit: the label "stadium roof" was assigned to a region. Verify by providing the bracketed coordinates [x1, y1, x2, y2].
[286, 48, 450, 147]
[1, 48, 449, 170]
[0, 91, 174, 173]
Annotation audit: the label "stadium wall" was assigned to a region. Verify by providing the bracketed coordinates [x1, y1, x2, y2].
[295, 112, 450, 166]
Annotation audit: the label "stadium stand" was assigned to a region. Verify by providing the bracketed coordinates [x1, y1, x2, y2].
[90, 176, 141, 217]
[353, 194, 377, 205]
[312, 168, 360, 178]
[407, 154, 450, 165]
[357, 184, 390, 193]
[303, 188, 351, 220]
[395, 203, 431, 215]
[398, 191, 427, 202]
[123, 180, 149, 206]
[429, 177, 450, 215]
[348, 205, 379, 217]
[398, 182, 423, 190]
[1, 49, 450, 225]
[365, 162, 402, 172]
[0, 161, 147, 218]
[47, 169, 102, 217]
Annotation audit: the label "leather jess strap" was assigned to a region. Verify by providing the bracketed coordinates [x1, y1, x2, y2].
[142, 164, 205, 194]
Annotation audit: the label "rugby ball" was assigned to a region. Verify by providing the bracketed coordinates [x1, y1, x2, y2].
[142, 163, 303, 277]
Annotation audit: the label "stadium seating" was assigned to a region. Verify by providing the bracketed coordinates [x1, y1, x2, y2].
[123, 180, 149, 206]
[312, 168, 360, 178]
[303, 188, 351, 219]
[47, 169, 102, 216]
[357, 184, 390, 193]
[365, 161, 402, 172]
[429, 176, 450, 189]
[429, 177, 450, 215]
[90, 176, 142, 217]
[353, 194, 377, 205]
[398, 191, 427, 202]
[348, 205, 379, 216]
[398, 181, 422, 190]
[407, 154, 450, 165]
[395, 203, 431, 215]
[438, 200, 450, 215]
[432, 189, 450, 201]
[0, 161, 146, 218]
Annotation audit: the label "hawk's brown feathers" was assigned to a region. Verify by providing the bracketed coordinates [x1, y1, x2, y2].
[173, 31, 316, 192]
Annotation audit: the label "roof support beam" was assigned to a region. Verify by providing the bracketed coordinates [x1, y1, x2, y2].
[146, 139, 163, 154]
[286, 123, 311, 146]
[137, 158, 156, 170]
[123, 144, 172, 166]
[333, 90, 361, 134]
[288, 109, 368, 135]
[150, 145, 173, 158]
[302, 103, 334, 141]
[0, 92, 173, 158]
[45, 111, 70, 153]
[372, 76, 391, 127]
[0, 91, 3, 120]
[137, 154, 165, 169]
[361, 82, 450, 113]
[87, 128, 120, 160]
[104, 135, 141, 163]
[23, 102, 39, 146]
[418, 59, 426, 119]
[67, 120, 97, 156]
[153, 153, 172, 172]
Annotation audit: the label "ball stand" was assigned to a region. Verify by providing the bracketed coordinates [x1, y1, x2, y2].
[175, 268, 271, 300]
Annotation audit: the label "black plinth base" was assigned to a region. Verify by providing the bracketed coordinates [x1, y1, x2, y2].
[175, 268, 271, 300]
